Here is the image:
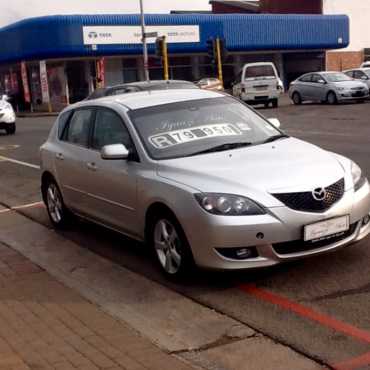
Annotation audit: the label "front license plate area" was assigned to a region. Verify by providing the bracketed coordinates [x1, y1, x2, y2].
[304, 216, 350, 242]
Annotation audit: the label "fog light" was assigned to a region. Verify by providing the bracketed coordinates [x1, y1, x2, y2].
[216, 247, 259, 260]
[363, 215, 370, 226]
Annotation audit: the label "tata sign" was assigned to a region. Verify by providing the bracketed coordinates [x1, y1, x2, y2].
[83, 25, 200, 45]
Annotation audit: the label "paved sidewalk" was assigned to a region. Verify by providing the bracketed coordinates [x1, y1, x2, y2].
[0, 242, 196, 370]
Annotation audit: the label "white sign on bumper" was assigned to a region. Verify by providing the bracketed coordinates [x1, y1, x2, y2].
[304, 215, 350, 242]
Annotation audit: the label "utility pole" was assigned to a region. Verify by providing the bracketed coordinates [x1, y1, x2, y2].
[216, 38, 224, 88]
[139, 0, 149, 81]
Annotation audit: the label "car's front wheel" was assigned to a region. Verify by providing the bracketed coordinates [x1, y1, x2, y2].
[292, 92, 302, 105]
[44, 180, 71, 228]
[6, 123, 16, 135]
[327, 91, 337, 105]
[150, 211, 194, 279]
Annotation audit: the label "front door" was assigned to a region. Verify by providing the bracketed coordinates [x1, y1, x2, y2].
[83, 107, 139, 237]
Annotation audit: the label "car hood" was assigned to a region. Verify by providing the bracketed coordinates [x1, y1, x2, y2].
[157, 138, 347, 207]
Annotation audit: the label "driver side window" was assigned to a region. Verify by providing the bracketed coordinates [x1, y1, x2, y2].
[92, 109, 133, 152]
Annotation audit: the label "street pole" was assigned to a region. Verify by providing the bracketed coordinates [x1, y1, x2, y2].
[139, 0, 149, 82]
[216, 38, 224, 88]
[162, 36, 169, 81]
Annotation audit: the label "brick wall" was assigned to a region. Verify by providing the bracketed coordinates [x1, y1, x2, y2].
[326, 51, 364, 71]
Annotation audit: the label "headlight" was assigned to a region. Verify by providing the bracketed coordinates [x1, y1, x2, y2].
[351, 161, 367, 191]
[337, 87, 345, 91]
[195, 193, 265, 216]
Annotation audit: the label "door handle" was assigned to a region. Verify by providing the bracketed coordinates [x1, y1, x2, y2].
[56, 153, 64, 161]
[87, 162, 97, 171]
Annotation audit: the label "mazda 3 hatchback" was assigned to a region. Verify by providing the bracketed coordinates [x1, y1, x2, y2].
[40, 89, 370, 278]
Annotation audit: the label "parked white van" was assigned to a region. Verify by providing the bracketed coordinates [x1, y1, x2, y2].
[232, 62, 283, 108]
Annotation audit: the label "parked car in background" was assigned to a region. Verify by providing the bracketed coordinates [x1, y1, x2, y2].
[86, 80, 198, 100]
[196, 78, 224, 91]
[0, 95, 16, 135]
[289, 72, 369, 105]
[360, 61, 370, 68]
[344, 68, 370, 90]
[232, 62, 283, 108]
[40, 89, 370, 279]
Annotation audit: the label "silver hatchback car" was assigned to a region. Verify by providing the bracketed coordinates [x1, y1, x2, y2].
[289, 71, 369, 105]
[40, 89, 370, 278]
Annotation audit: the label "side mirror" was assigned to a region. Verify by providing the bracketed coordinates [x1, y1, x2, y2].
[1, 94, 9, 101]
[101, 144, 129, 160]
[361, 75, 368, 81]
[268, 118, 281, 129]
[318, 79, 326, 84]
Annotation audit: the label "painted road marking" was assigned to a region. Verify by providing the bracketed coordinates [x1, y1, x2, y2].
[334, 351, 370, 370]
[240, 284, 370, 344]
[0, 155, 40, 170]
[0, 144, 20, 150]
[0, 201, 44, 214]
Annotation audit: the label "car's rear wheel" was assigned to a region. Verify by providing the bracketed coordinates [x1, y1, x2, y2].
[44, 179, 71, 228]
[5, 123, 16, 135]
[327, 91, 337, 105]
[272, 99, 278, 108]
[150, 211, 194, 279]
[292, 92, 302, 105]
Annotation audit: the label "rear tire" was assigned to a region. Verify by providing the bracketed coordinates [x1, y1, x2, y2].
[5, 123, 16, 135]
[264, 102, 270, 108]
[327, 91, 337, 105]
[43, 179, 72, 228]
[272, 99, 278, 108]
[292, 92, 302, 105]
[148, 210, 194, 280]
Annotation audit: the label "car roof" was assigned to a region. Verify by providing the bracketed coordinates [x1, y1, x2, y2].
[77, 89, 225, 111]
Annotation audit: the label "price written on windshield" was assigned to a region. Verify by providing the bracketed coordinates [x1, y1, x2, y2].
[149, 123, 242, 149]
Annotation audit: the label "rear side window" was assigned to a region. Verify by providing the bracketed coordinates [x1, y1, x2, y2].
[61, 109, 94, 147]
[58, 111, 73, 139]
[245, 65, 275, 79]
[299, 74, 312, 83]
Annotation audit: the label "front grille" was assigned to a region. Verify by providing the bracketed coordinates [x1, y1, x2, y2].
[272, 178, 345, 213]
[352, 91, 365, 97]
[273, 223, 357, 255]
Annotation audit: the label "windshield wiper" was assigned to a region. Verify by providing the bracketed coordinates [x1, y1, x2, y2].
[189, 142, 253, 156]
[261, 134, 289, 144]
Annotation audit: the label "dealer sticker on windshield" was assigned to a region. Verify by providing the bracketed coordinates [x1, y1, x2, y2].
[149, 123, 243, 149]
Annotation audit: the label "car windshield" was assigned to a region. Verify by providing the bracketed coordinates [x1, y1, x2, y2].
[128, 97, 282, 160]
[245, 65, 276, 80]
[322, 73, 352, 82]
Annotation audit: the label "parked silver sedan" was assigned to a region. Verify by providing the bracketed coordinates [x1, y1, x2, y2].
[40, 89, 370, 278]
[344, 68, 370, 90]
[289, 72, 369, 105]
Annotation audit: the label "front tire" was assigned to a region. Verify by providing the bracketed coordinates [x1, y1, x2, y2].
[44, 180, 71, 228]
[6, 123, 16, 135]
[327, 91, 337, 105]
[292, 92, 302, 105]
[149, 211, 194, 279]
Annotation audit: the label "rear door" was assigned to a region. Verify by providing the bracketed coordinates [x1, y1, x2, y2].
[297, 74, 313, 100]
[56, 108, 95, 214]
[83, 107, 139, 236]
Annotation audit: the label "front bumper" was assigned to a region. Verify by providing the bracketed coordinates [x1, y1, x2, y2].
[185, 181, 370, 270]
[337, 91, 369, 101]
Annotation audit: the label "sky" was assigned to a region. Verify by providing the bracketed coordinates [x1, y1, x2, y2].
[0, 0, 211, 28]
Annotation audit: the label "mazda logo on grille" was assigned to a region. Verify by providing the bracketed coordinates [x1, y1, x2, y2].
[312, 187, 327, 201]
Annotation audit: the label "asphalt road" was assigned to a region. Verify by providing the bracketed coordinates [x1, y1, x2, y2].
[1, 97, 370, 369]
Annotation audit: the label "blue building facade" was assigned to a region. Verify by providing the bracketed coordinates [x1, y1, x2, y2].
[0, 13, 349, 111]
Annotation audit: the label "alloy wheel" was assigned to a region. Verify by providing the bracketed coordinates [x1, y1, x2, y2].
[47, 183, 63, 224]
[154, 219, 182, 275]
